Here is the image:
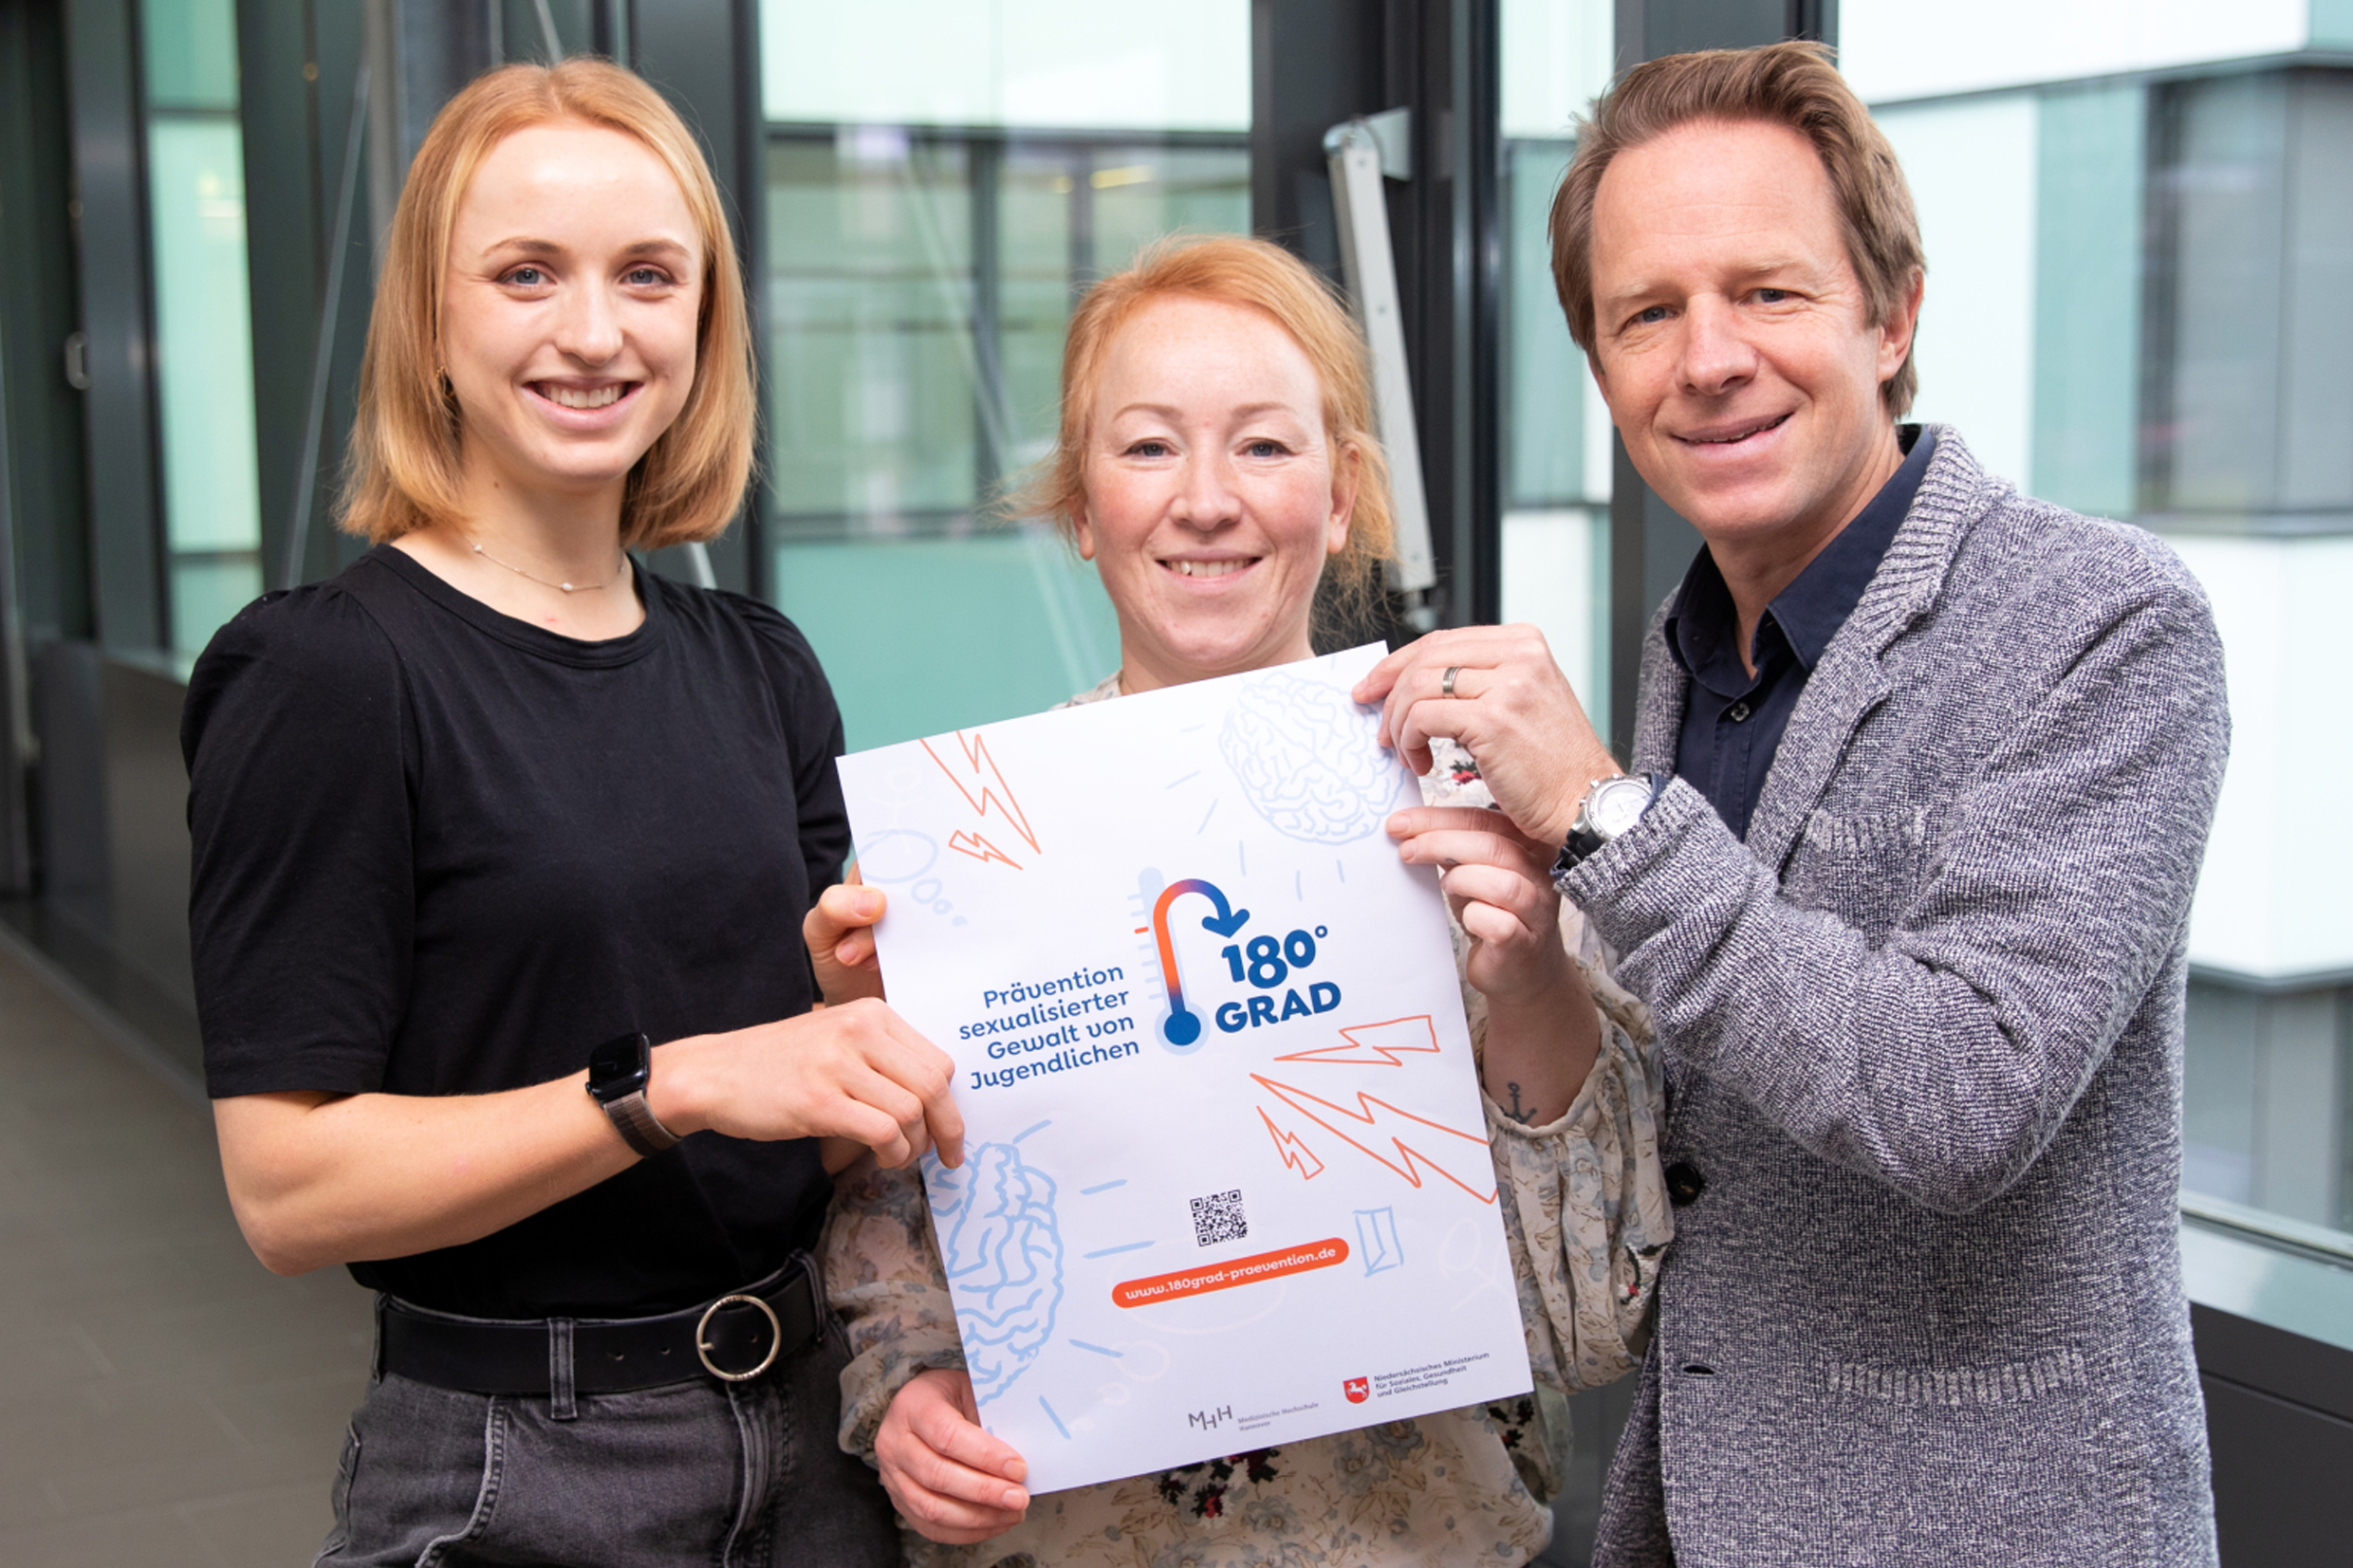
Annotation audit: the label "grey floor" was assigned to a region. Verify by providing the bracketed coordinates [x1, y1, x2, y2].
[0, 934, 372, 1566]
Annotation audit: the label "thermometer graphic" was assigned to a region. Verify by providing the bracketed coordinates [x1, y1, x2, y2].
[1150, 877, 1251, 1046]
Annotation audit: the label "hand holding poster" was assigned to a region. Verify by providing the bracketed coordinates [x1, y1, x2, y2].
[836, 645, 1533, 1495]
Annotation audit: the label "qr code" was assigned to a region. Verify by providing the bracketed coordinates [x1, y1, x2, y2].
[1190, 1189, 1247, 1247]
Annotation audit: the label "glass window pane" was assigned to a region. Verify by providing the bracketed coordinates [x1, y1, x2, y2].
[1847, 0, 2353, 1244]
[760, 0, 1249, 751]
[1497, 0, 1614, 743]
[1873, 96, 2037, 489]
[140, 0, 262, 664]
[2144, 73, 2288, 514]
[766, 133, 978, 527]
[139, 0, 238, 111]
[2030, 83, 2142, 520]
[763, 0, 1248, 134]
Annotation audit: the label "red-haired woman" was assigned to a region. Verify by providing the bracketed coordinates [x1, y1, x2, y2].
[810, 234, 1672, 1568]
[184, 61, 952, 1566]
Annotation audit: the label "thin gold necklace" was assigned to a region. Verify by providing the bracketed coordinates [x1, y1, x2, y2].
[462, 531, 627, 594]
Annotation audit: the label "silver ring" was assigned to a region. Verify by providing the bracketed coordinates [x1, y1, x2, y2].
[1441, 665, 1463, 698]
[695, 1293, 783, 1382]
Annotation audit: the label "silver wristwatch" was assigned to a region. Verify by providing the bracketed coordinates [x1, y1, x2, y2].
[1551, 772, 1669, 886]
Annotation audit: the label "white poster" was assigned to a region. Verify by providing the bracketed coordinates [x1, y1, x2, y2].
[836, 645, 1533, 1495]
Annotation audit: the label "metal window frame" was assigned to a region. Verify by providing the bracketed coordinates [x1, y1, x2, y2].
[629, 0, 765, 595]
[1252, 0, 1836, 660]
[1251, 0, 1502, 637]
[239, 0, 372, 596]
[62, 0, 170, 655]
[1326, 113, 1436, 605]
[0, 0, 98, 897]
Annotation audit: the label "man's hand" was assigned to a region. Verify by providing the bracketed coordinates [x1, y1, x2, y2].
[875, 1369, 1030, 1544]
[1355, 625, 1621, 848]
[806, 868, 888, 1005]
[656, 998, 963, 1170]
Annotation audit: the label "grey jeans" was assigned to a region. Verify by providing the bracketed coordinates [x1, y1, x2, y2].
[317, 1305, 898, 1567]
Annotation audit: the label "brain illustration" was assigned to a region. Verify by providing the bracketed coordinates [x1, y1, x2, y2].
[928, 1143, 1065, 1406]
[1220, 670, 1402, 843]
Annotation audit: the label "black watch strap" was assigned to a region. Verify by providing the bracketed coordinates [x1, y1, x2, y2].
[586, 1030, 681, 1157]
[602, 1091, 681, 1157]
[1552, 771, 1670, 882]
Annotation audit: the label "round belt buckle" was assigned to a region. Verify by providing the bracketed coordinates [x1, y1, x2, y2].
[695, 1293, 783, 1382]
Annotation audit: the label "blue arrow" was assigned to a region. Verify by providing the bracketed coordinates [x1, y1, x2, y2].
[1194, 884, 1251, 937]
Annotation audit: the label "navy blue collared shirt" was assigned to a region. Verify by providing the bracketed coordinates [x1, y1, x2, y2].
[1665, 426, 1934, 841]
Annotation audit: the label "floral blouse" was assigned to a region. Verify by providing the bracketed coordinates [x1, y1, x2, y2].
[822, 674, 1672, 1568]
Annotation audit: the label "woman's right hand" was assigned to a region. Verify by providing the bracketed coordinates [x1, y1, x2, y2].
[1387, 803, 1578, 1007]
[657, 998, 963, 1170]
[806, 869, 888, 1005]
[215, 996, 963, 1277]
[875, 1368, 1030, 1543]
[1387, 803, 1602, 1128]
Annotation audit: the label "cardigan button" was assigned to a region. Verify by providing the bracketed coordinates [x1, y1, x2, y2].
[1665, 1162, 1707, 1207]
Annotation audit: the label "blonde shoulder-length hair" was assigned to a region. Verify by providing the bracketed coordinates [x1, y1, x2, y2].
[1018, 233, 1398, 631]
[339, 58, 754, 549]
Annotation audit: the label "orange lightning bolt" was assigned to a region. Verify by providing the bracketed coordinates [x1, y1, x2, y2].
[921, 731, 1039, 866]
[947, 830, 1025, 869]
[1250, 1075, 1496, 1204]
[1256, 1107, 1325, 1180]
[1272, 1015, 1441, 1067]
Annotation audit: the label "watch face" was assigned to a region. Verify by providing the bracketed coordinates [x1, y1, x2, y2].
[1588, 776, 1653, 839]
[587, 1031, 651, 1101]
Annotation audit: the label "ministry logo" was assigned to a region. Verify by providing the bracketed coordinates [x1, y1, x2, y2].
[1343, 1376, 1369, 1404]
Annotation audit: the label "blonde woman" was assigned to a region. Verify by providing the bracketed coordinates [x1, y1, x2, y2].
[808, 235, 1671, 1567]
[183, 61, 958, 1566]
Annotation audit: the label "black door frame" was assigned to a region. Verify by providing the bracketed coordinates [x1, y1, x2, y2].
[1251, 0, 1504, 635]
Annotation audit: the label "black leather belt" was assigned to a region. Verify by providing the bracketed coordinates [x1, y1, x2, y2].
[377, 1255, 823, 1396]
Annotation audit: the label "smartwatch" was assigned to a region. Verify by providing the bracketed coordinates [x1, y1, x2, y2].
[1551, 771, 1670, 886]
[586, 1031, 681, 1157]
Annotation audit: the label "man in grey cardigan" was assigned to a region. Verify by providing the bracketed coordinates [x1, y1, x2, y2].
[1362, 43, 2227, 1567]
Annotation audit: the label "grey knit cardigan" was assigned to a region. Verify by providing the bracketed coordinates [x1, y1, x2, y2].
[1560, 429, 2228, 1567]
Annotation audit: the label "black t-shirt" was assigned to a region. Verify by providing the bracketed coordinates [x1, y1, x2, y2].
[182, 545, 851, 1319]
